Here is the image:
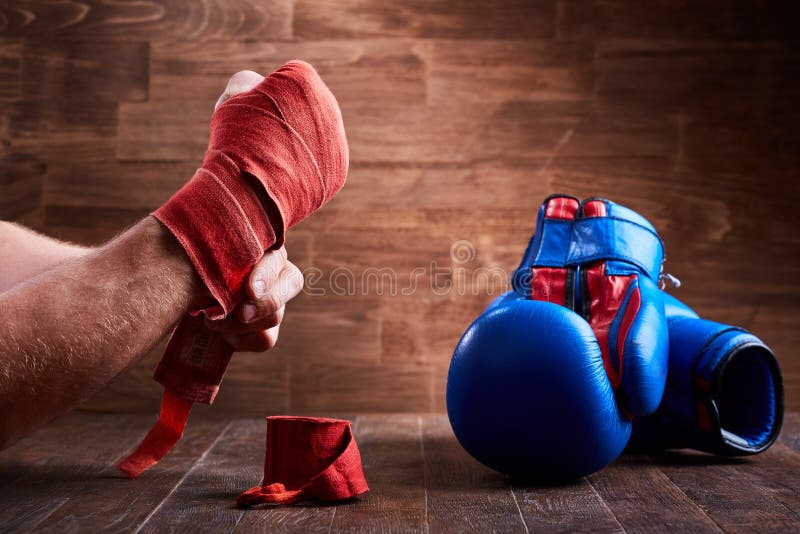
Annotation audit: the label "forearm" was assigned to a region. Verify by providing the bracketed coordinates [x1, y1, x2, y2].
[0, 217, 201, 448]
[0, 221, 93, 293]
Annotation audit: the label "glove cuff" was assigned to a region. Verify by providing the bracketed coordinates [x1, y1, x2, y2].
[693, 326, 784, 454]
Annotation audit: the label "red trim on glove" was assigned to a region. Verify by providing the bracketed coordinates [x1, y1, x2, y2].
[532, 267, 568, 306]
[586, 262, 636, 390]
[615, 285, 642, 384]
[532, 196, 579, 304]
[582, 199, 608, 218]
[544, 196, 579, 220]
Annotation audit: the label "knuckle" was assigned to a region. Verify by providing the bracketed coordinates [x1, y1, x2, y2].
[282, 263, 304, 296]
[222, 70, 264, 101]
[260, 293, 282, 314]
[256, 251, 283, 281]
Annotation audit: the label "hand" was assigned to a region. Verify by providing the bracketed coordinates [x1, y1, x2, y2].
[204, 246, 303, 352]
[203, 71, 303, 353]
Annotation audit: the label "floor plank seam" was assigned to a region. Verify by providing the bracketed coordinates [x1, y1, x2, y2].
[231, 495, 247, 533]
[132, 420, 233, 534]
[418, 415, 430, 534]
[509, 486, 530, 534]
[24, 496, 71, 532]
[584, 476, 627, 533]
[327, 503, 338, 534]
[647, 456, 726, 533]
[24, 414, 143, 532]
[714, 447, 800, 523]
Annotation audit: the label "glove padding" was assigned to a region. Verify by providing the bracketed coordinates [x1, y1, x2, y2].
[628, 292, 783, 455]
[447, 195, 668, 480]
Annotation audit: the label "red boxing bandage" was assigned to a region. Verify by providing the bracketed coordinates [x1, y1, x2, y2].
[157, 60, 347, 316]
[117, 61, 348, 478]
[237, 417, 369, 507]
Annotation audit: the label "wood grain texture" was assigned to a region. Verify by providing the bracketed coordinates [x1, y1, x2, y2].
[513, 477, 622, 532]
[1, 413, 800, 532]
[422, 414, 526, 532]
[557, 0, 799, 41]
[32, 418, 230, 533]
[294, 0, 557, 40]
[135, 419, 262, 534]
[0, 1, 292, 41]
[0, 414, 150, 532]
[0, 0, 798, 413]
[587, 454, 723, 532]
[329, 415, 427, 532]
[648, 447, 800, 531]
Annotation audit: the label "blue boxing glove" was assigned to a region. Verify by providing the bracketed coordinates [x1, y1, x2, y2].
[447, 195, 668, 480]
[628, 292, 783, 455]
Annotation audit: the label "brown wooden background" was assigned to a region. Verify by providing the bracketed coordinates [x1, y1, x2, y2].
[1, 1, 798, 414]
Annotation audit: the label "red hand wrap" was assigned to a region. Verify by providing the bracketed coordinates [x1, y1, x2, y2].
[237, 417, 369, 507]
[117, 61, 348, 478]
[157, 60, 347, 316]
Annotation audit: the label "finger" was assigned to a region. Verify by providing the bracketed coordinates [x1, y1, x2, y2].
[215, 70, 265, 110]
[247, 247, 288, 301]
[205, 306, 285, 335]
[224, 326, 280, 353]
[240, 263, 303, 323]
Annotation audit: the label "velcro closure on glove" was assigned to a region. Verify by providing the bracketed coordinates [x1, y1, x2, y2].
[568, 217, 663, 281]
[530, 215, 663, 282]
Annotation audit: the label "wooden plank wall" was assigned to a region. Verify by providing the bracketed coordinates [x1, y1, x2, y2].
[1, 1, 798, 413]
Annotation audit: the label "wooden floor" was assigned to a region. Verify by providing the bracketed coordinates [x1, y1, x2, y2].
[1, 413, 798, 533]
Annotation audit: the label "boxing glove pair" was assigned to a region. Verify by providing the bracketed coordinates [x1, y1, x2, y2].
[447, 194, 783, 481]
[447, 195, 669, 479]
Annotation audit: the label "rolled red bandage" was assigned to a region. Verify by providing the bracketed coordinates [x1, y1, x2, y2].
[237, 417, 369, 507]
[117, 61, 348, 478]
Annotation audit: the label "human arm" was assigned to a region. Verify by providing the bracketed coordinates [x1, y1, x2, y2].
[0, 221, 92, 293]
[0, 216, 303, 450]
[0, 217, 199, 448]
[0, 65, 324, 449]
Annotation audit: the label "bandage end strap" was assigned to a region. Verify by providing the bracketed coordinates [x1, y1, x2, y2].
[117, 389, 193, 478]
[117, 315, 233, 478]
[153, 314, 234, 403]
